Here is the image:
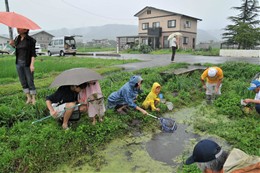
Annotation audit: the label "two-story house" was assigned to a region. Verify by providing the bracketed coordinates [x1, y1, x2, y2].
[117, 6, 202, 51]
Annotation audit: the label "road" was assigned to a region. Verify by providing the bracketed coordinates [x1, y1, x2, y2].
[95, 53, 260, 71]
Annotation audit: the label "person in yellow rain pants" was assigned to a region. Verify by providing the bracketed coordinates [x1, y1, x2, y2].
[142, 82, 161, 112]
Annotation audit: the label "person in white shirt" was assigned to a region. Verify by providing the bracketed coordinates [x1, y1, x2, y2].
[170, 35, 178, 62]
[243, 80, 260, 114]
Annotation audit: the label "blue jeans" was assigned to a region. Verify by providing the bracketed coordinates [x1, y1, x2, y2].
[16, 64, 36, 95]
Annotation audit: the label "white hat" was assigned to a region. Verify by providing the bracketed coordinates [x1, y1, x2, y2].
[208, 68, 217, 77]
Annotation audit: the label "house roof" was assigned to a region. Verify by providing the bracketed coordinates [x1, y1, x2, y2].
[134, 6, 202, 21]
[29, 30, 54, 37]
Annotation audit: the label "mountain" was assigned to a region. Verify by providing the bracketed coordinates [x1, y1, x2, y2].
[48, 24, 139, 42]
[47, 24, 223, 43]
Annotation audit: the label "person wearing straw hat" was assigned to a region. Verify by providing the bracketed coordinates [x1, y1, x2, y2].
[243, 80, 260, 114]
[201, 67, 223, 104]
[185, 139, 260, 173]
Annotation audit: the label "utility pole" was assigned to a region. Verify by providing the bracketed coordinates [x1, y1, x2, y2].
[5, 0, 13, 40]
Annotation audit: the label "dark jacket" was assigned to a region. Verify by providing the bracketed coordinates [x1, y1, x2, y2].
[46, 86, 78, 105]
[15, 34, 37, 67]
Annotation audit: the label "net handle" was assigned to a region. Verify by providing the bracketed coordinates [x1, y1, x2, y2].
[147, 113, 159, 119]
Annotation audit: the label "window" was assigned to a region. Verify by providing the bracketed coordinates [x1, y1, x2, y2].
[168, 20, 176, 28]
[184, 21, 191, 28]
[142, 23, 149, 30]
[152, 22, 160, 28]
[54, 40, 59, 45]
[147, 10, 151, 14]
[183, 37, 189, 45]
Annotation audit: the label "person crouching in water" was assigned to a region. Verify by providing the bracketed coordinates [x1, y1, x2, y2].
[142, 82, 161, 112]
[107, 75, 148, 115]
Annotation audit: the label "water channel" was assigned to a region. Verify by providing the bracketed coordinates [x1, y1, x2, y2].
[54, 106, 230, 173]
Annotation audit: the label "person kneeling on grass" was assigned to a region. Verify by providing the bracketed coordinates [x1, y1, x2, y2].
[46, 83, 87, 130]
[243, 80, 260, 114]
[107, 75, 148, 115]
[142, 82, 161, 112]
[185, 139, 260, 173]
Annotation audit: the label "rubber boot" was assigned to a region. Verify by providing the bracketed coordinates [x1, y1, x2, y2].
[206, 95, 212, 105]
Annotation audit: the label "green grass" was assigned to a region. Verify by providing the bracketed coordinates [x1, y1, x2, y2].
[121, 48, 220, 56]
[0, 55, 140, 85]
[77, 47, 116, 52]
[0, 57, 259, 172]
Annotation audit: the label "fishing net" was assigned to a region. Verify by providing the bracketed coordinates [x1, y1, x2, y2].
[159, 117, 177, 133]
[147, 113, 177, 133]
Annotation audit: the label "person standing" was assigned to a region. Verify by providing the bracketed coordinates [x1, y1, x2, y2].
[9, 28, 37, 105]
[201, 67, 223, 104]
[170, 35, 178, 62]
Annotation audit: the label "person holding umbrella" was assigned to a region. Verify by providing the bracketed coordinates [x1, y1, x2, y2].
[107, 75, 148, 115]
[46, 84, 87, 130]
[1, 12, 41, 105]
[170, 35, 178, 62]
[46, 68, 103, 129]
[9, 28, 37, 105]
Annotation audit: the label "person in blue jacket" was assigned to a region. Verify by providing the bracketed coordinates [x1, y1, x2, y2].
[107, 75, 148, 115]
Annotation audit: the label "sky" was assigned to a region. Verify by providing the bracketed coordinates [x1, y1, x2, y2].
[1, 0, 242, 34]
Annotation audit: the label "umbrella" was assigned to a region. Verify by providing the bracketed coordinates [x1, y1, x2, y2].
[0, 12, 41, 30]
[167, 32, 183, 40]
[50, 68, 103, 88]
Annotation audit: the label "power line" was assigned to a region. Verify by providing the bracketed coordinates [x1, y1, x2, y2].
[61, 0, 136, 21]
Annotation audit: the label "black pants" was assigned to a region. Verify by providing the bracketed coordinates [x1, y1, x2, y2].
[255, 104, 260, 114]
[171, 46, 177, 61]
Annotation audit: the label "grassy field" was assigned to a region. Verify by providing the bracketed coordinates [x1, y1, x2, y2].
[120, 48, 220, 56]
[0, 55, 259, 173]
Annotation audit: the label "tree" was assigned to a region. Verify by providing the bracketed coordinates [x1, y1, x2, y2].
[222, 0, 260, 49]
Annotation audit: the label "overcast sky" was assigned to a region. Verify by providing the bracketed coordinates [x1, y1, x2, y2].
[1, 0, 242, 34]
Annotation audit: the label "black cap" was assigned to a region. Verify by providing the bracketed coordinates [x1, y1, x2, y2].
[185, 139, 222, 165]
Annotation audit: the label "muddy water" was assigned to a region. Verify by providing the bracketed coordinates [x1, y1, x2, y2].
[53, 106, 228, 173]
